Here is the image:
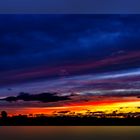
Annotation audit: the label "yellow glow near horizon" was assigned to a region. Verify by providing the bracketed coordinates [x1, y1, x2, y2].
[2, 100, 140, 116]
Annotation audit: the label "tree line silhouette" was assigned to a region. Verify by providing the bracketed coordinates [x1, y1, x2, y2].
[0, 110, 140, 126]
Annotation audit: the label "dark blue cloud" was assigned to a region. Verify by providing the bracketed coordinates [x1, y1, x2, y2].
[0, 14, 140, 75]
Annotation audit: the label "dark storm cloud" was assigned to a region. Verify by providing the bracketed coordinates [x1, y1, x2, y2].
[0, 92, 71, 103]
[0, 90, 139, 108]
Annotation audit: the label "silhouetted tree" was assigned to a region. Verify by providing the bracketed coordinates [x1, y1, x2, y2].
[1, 111, 8, 119]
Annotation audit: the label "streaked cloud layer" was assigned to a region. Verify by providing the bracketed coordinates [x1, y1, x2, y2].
[0, 15, 140, 115]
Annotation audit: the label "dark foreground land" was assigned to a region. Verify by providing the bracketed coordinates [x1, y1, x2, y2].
[0, 116, 140, 126]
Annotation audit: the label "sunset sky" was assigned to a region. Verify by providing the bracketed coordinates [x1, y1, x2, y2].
[0, 14, 140, 115]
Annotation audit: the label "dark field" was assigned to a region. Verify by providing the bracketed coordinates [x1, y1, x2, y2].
[0, 126, 140, 140]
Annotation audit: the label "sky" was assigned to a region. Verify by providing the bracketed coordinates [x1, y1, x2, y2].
[0, 0, 140, 13]
[0, 14, 140, 115]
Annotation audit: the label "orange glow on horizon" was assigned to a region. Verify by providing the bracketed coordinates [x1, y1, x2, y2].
[1, 99, 140, 116]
